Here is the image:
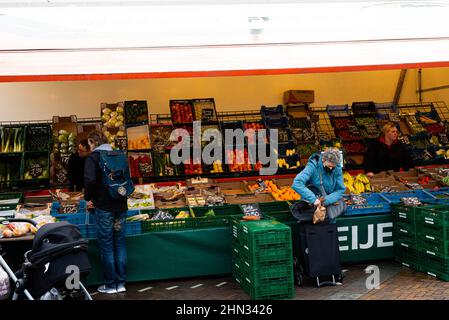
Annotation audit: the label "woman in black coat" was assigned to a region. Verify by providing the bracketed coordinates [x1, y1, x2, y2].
[363, 122, 414, 177]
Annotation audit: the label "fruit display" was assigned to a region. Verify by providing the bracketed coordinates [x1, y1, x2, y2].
[277, 157, 300, 170]
[226, 149, 253, 173]
[330, 117, 355, 130]
[264, 180, 300, 201]
[424, 124, 445, 135]
[127, 125, 151, 150]
[343, 172, 372, 194]
[102, 127, 126, 150]
[192, 98, 217, 122]
[342, 141, 366, 154]
[128, 153, 152, 178]
[124, 100, 149, 124]
[128, 185, 155, 210]
[297, 143, 320, 160]
[183, 159, 203, 175]
[170, 100, 194, 124]
[355, 116, 377, 127]
[25, 126, 51, 152]
[0, 126, 25, 153]
[243, 121, 267, 145]
[52, 130, 77, 155]
[101, 103, 125, 129]
[335, 129, 361, 141]
[210, 160, 224, 174]
[23, 154, 49, 180]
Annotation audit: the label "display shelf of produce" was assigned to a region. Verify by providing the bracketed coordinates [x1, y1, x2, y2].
[128, 152, 153, 179]
[22, 151, 50, 181]
[192, 98, 218, 122]
[170, 100, 194, 124]
[126, 124, 151, 151]
[124, 100, 149, 126]
[100, 103, 127, 150]
[217, 110, 262, 123]
[150, 124, 175, 152]
[152, 150, 182, 177]
[0, 153, 23, 190]
[0, 126, 26, 154]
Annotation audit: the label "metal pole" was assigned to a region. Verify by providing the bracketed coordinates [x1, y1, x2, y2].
[418, 69, 422, 103]
[0, 255, 34, 300]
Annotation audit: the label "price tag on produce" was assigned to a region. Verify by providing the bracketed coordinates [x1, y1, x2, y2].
[399, 135, 410, 145]
[115, 137, 128, 150]
[201, 109, 214, 121]
[60, 153, 71, 167]
[30, 164, 43, 179]
[438, 132, 449, 145]
[139, 163, 153, 177]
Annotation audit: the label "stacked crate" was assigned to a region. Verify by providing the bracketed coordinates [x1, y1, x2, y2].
[392, 203, 449, 280]
[231, 217, 295, 300]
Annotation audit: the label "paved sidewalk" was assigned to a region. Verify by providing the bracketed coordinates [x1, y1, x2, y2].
[90, 260, 449, 300]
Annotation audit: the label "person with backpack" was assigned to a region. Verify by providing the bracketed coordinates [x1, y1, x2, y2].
[84, 130, 134, 295]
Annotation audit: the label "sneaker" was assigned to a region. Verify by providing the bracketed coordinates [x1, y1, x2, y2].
[97, 285, 117, 294]
[117, 284, 127, 293]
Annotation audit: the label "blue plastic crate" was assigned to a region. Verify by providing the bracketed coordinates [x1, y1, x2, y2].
[380, 190, 427, 204]
[52, 212, 92, 225]
[78, 221, 142, 239]
[344, 193, 392, 216]
[50, 200, 87, 215]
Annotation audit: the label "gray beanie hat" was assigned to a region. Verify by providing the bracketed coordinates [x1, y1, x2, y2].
[322, 148, 341, 165]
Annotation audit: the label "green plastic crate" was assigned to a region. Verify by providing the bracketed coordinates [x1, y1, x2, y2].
[417, 223, 449, 242]
[391, 204, 420, 221]
[258, 201, 290, 214]
[418, 240, 449, 259]
[232, 241, 292, 266]
[232, 260, 293, 285]
[394, 236, 418, 251]
[393, 220, 416, 238]
[420, 251, 449, 274]
[192, 205, 244, 228]
[394, 245, 421, 269]
[0, 192, 23, 211]
[264, 211, 296, 223]
[141, 207, 196, 232]
[422, 268, 449, 282]
[417, 207, 449, 227]
[234, 271, 295, 300]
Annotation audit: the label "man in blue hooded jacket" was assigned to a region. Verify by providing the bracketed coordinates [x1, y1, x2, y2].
[292, 148, 346, 223]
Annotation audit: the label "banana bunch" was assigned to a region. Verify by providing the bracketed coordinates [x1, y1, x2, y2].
[343, 172, 372, 194]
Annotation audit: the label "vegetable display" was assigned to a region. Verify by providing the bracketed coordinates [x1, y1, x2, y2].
[23, 154, 49, 180]
[170, 100, 194, 124]
[53, 130, 77, 155]
[125, 101, 148, 124]
[0, 127, 25, 153]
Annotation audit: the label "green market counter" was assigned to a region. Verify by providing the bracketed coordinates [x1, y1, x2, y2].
[87, 213, 395, 285]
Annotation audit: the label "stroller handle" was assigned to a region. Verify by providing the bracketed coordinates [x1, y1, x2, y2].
[1, 218, 38, 227]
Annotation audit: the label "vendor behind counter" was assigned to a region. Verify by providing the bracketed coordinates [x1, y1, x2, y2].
[363, 122, 414, 176]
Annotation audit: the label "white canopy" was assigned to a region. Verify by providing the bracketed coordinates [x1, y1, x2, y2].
[1, 1, 449, 80]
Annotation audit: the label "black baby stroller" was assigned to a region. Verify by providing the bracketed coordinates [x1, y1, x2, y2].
[0, 219, 92, 300]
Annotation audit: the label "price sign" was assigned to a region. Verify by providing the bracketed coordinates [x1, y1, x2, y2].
[399, 135, 411, 145]
[439, 132, 449, 145]
[115, 137, 128, 150]
[201, 109, 215, 121]
[60, 153, 71, 167]
[139, 162, 153, 177]
[165, 166, 175, 176]
[30, 164, 43, 179]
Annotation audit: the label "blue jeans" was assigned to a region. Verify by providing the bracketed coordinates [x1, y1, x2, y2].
[95, 208, 127, 289]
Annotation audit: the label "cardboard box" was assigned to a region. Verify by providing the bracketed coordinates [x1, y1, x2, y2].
[217, 181, 249, 195]
[225, 193, 274, 205]
[283, 90, 315, 104]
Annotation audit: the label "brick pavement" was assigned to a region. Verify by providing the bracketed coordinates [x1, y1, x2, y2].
[91, 261, 449, 300]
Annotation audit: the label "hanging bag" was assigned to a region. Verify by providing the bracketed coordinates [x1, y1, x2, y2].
[318, 170, 347, 220]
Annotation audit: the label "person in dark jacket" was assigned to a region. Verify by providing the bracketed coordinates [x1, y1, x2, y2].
[363, 122, 414, 176]
[84, 130, 128, 295]
[67, 139, 90, 191]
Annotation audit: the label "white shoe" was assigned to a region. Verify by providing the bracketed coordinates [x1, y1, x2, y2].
[97, 285, 117, 294]
[117, 284, 127, 293]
